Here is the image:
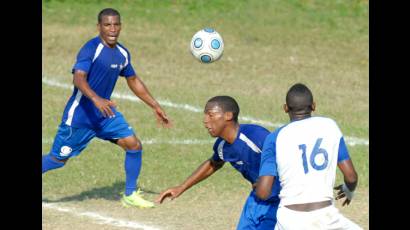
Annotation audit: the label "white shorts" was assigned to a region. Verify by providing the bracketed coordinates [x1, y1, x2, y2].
[274, 205, 363, 230]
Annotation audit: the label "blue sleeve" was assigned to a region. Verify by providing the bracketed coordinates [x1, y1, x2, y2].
[120, 63, 136, 77]
[72, 43, 94, 74]
[338, 137, 351, 162]
[120, 50, 136, 77]
[211, 139, 223, 162]
[259, 132, 278, 177]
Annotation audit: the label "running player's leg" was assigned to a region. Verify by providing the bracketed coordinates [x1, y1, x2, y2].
[97, 112, 153, 208]
[116, 136, 154, 208]
[42, 123, 96, 173]
[116, 135, 143, 196]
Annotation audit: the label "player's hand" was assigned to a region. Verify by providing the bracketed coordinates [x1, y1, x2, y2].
[155, 186, 184, 204]
[334, 184, 353, 206]
[154, 107, 172, 128]
[92, 96, 117, 118]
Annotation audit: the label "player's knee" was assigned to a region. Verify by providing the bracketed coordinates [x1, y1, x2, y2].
[117, 136, 142, 151]
[125, 137, 142, 150]
[129, 139, 142, 151]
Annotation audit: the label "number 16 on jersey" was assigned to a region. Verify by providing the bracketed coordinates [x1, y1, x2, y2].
[299, 138, 329, 174]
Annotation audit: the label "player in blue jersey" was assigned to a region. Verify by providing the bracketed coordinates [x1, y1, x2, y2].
[256, 83, 362, 229]
[42, 8, 172, 208]
[156, 96, 281, 230]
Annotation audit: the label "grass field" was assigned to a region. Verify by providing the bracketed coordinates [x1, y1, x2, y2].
[42, 0, 369, 229]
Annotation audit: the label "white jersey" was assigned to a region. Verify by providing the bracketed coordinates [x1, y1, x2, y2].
[259, 116, 351, 206]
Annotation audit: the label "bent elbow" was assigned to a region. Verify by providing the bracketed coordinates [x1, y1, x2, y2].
[255, 189, 271, 200]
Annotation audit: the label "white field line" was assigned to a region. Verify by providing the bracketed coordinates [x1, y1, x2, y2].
[43, 202, 161, 230]
[42, 77, 368, 146]
[42, 137, 214, 145]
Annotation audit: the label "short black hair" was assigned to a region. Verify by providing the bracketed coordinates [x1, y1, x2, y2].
[286, 83, 314, 113]
[98, 8, 121, 23]
[206, 96, 240, 122]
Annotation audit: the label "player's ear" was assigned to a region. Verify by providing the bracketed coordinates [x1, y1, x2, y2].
[311, 102, 316, 112]
[225, 111, 234, 121]
[283, 104, 289, 113]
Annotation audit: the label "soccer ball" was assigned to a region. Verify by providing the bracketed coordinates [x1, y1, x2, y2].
[190, 28, 224, 63]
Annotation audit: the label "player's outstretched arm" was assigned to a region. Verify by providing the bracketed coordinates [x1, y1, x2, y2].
[155, 158, 224, 204]
[126, 75, 172, 128]
[334, 159, 358, 206]
[73, 70, 116, 117]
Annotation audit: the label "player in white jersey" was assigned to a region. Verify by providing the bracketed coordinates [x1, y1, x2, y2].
[256, 83, 362, 230]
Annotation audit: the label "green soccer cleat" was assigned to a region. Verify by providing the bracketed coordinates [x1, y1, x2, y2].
[121, 189, 155, 208]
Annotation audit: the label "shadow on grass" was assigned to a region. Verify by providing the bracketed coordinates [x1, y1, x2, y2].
[42, 181, 160, 203]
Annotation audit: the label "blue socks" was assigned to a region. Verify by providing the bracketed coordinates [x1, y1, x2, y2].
[124, 150, 142, 196]
[42, 154, 65, 173]
[43, 150, 142, 197]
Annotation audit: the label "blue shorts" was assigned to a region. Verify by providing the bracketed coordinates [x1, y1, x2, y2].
[237, 191, 279, 230]
[49, 112, 135, 160]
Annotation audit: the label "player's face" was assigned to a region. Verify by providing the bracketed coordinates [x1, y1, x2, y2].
[98, 15, 121, 48]
[203, 103, 226, 137]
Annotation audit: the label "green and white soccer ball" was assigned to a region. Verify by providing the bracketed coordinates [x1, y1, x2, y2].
[190, 28, 224, 63]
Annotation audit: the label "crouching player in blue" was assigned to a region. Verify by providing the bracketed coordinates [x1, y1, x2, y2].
[156, 96, 281, 229]
[42, 8, 172, 208]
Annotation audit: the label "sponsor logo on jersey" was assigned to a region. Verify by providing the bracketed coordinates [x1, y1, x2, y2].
[111, 63, 125, 69]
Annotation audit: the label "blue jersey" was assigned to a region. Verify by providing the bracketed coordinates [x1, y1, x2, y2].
[61, 36, 136, 128]
[212, 124, 281, 202]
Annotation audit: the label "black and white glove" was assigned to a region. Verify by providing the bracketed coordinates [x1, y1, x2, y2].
[342, 184, 354, 200]
[334, 184, 355, 206]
